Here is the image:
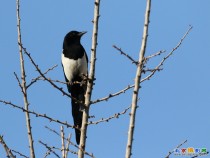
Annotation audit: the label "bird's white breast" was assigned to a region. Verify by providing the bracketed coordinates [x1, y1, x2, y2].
[61, 52, 87, 82]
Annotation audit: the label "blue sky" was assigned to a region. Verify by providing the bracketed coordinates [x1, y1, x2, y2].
[0, 0, 210, 158]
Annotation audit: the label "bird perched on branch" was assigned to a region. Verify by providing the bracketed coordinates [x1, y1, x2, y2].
[61, 31, 88, 144]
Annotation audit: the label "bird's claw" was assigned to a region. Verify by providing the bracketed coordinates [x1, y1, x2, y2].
[67, 81, 73, 86]
[79, 104, 85, 112]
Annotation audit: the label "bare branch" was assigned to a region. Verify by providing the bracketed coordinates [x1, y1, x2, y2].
[12, 150, 29, 158]
[39, 141, 61, 158]
[26, 65, 58, 89]
[125, 0, 151, 157]
[18, 43, 86, 107]
[16, 0, 35, 157]
[0, 135, 16, 158]
[65, 134, 71, 158]
[34, 78, 83, 86]
[141, 25, 193, 84]
[13, 72, 24, 94]
[165, 140, 187, 158]
[88, 106, 131, 125]
[163, 25, 193, 61]
[145, 50, 165, 61]
[18, 44, 71, 99]
[113, 45, 138, 65]
[78, 0, 100, 157]
[143, 67, 163, 73]
[85, 61, 165, 106]
[37, 78, 68, 85]
[40, 140, 80, 157]
[45, 126, 76, 146]
[91, 84, 133, 104]
[158, 26, 193, 71]
[43, 150, 51, 158]
[191, 151, 209, 158]
[0, 100, 75, 129]
[40, 140, 95, 158]
[60, 126, 65, 158]
[45, 126, 94, 157]
[91, 47, 179, 106]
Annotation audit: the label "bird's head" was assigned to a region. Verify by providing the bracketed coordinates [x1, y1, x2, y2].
[64, 31, 87, 45]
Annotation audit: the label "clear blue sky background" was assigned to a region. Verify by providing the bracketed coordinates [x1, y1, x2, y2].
[0, 1, 209, 158]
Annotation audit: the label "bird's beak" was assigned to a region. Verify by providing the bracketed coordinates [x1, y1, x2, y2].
[78, 31, 87, 37]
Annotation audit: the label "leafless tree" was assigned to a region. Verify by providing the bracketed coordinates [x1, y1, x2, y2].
[0, 0, 199, 158]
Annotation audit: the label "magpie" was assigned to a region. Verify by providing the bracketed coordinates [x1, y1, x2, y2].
[61, 31, 88, 144]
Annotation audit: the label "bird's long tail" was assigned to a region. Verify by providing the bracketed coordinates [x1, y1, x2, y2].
[71, 83, 85, 145]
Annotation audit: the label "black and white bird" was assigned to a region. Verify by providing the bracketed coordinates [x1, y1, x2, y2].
[61, 31, 88, 144]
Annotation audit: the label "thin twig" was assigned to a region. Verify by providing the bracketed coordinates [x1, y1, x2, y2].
[91, 84, 133, 104]
[113, 45, 138, 65]
[39, 141, 61, 158]
[37, 78, 68, 85]
[65, 134, 71, 158]
[143, 67, 163, 73]
[125, 0, 151, 157]
[191, 151, 209, 158]
[0, 135, 16, 158]
[165, 140, 187, 158]
[0, 100, 75, 129]
[40, 141, 81, 157]
[27, 65, 58, 89]
[88, 106, 131, 125]
[35, 78, 82, 86]
[145, 50, 165, 61]
[16, 0, 35, 157]
[45, 126, 77, 148]
[43, 150, 51, 158]
[12, 150, 29, 158]
[13, 72, 24, 94]
[45, 126, 94, 157]
[39, 141, 95, 158]
[162, 26, 193, 61]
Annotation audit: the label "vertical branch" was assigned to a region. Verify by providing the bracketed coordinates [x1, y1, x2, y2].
[125, 0, 151, 158]
[78, 0, 100, 157]
[60, 126, 65, 158]
[16, 0, 35, 157]
[65, 134, 72, 158]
